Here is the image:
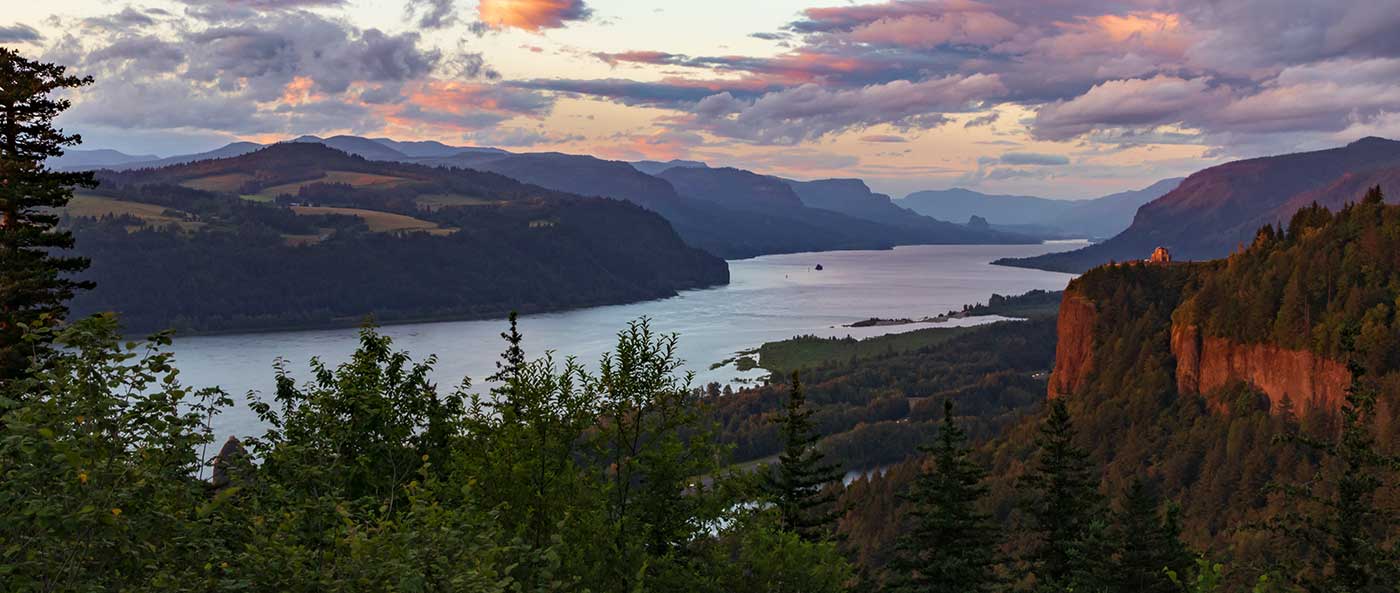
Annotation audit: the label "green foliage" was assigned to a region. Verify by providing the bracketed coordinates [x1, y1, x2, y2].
[0, 315, 227, 590]
[1265, 361, 1400, 592]
[757, 326, 978, 375]
[767, 371, 843, 542]
[716, 318, 1056, 472]
[1020, 399, 1111, 592]
[0, 48, 96, 379]
[1178, 189, 1400, 379]
[885, 399, 1002, 593]
[674, 509, 855, 593]
[1111, 480, 1194, 593]
[3, 312, 856, 592]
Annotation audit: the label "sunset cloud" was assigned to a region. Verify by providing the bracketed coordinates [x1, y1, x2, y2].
[682, 74, 1005, 144]
[14, 0, 1400, 197]
[476, 0, 591, 32]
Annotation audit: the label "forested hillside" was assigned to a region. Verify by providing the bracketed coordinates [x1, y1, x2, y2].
[64, 143, 728, 333]
[1003, 137, 1400, 272]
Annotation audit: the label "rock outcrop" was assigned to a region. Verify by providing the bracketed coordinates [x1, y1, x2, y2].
[1171, 324, 1351, 415]
[1048, 289, 1096, 399]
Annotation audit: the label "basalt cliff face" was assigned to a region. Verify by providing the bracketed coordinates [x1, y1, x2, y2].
[1047, 265, 1353, 416]
[1170, 324, 1350, 415]
[1048, 289, 1096, 399]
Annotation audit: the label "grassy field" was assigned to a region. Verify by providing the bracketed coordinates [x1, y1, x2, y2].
[254, 171, 410, 200]
[179, 173, 253, 193]
[290, 206, 453, 235]
[757, 325, 982, 374]
[414, 194, 495, 210]
[66, 194, 204, 231]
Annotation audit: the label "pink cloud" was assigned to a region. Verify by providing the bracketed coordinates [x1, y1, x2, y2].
[477, 0, 591, 32]
[1032, 75, 1228, 140]
[844, 12, 1018, 48]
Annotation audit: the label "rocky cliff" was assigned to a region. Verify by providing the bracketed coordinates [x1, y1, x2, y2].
[1048, 289, 1096, 399]
[1171, 324, 1350, 415]
[1048, 266, 1353, 416]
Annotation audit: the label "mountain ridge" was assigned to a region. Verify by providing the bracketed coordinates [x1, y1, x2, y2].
[1001, 137, 1400, 272]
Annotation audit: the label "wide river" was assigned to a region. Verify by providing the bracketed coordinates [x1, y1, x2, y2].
[173, 243, 1080, 439]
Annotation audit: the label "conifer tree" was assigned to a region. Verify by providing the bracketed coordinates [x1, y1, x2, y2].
[887, 399, 1001, 593]
[1111, 480, 1194, 593]
[767, 371, 842, 542]
[1269, 355, 1400, 592]
[0, 48, 95, 380]
[1021, 398, 1107, 592]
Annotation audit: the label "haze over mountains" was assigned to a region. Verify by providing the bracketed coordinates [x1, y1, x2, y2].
[1002, 137, 1400, 272]
[899, 178, 1183, 239]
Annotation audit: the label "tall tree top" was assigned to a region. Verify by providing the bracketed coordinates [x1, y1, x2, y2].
[0, 48, 95, 380]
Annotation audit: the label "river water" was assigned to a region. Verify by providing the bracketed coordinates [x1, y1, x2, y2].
[171, 243, 1080, 439]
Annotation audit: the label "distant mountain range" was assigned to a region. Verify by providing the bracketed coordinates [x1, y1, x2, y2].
[898, 178, 1183, 240]
[67, 143, 729, 332]
[56, 134, 1030, 259]
[1000, 137, 1400, 272]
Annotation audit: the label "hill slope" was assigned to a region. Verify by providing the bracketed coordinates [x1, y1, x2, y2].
[1003, 138, 1400, 272]
[67, 143, 728, 332]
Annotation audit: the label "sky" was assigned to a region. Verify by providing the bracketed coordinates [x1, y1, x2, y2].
[4, 0, 1400, 199]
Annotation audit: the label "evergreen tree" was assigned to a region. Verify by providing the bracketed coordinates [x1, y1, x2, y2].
[1269, 354, 1400, 593]
[0, 48, 95, 380]
[1021, 398, 1107, 592]
[1111, 480, 1194, 593]
[886, 399, 1001, 593]
[767, 371, 843, 542]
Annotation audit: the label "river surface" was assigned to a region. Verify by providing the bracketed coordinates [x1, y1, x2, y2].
[172, 243, 1080, 439]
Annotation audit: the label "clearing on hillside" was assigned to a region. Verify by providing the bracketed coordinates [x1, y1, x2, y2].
[65, 194, 204, 231]
[290, 206, 454, 235]
[414, 194, 496, 210]
[179, 173, 254, 193]
[254, 171, 412, 200]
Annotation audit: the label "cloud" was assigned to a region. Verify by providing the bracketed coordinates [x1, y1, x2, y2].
[683, 74, 1004, 144]
[859, 134, 908, 143]
[467, 126, 583, 147]
[592, 130, 705, 161]
[0, 23, 42, 43]
[179, 0, 346, 8]
[405, 0, 458, 29]
[512, 77, 774, 107]
[52, 6, 546, 142]
[476, 0, 591, 32]
[83, 8, 160, 31]
[998, 152, 1069, 165]
[964, 112, 999, 128]
[1031, 75, 1228, 140]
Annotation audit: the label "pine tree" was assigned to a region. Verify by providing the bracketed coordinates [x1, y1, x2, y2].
[887, 399, 1001, 593]
[1112, 480, 1194, 593]
[1361, 184, 1384, 205]
[0, 48, 95, 380]
[767, 371, 842, 542]
[1021, 398, 1107, 592]
[1269, 354, 1400, 592]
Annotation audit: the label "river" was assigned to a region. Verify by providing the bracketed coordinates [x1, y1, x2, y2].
[171, 243, 1080, 439]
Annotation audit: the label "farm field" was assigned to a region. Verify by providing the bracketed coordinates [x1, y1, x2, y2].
[290, 206, 454, 235]
[65, 194, 204, 231]
[254, 171, 412, 200]
[179, 173, 253, 193]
